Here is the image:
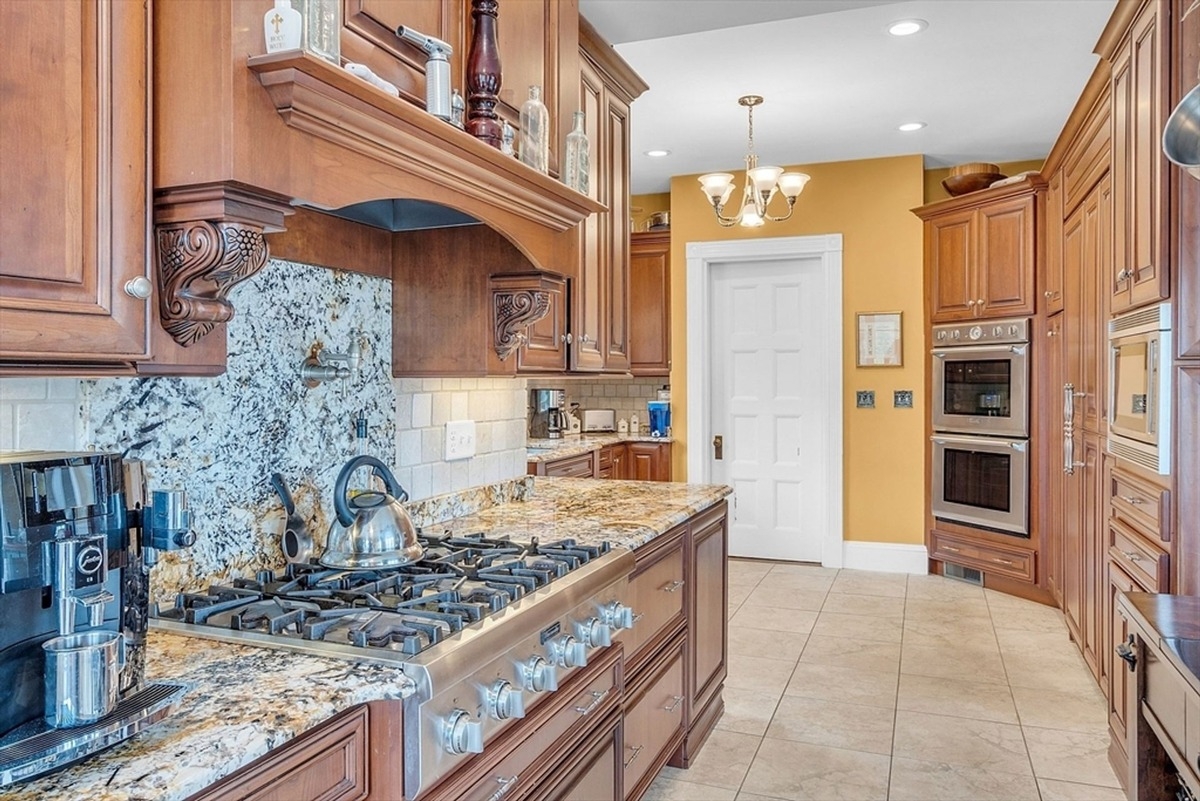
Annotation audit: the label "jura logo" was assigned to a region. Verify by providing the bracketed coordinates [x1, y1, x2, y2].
[77, 545, 104, 576]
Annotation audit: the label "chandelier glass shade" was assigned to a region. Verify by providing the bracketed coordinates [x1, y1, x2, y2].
[698, 96, 810, 228]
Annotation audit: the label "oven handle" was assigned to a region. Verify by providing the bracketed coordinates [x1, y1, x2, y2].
[931, 434, 1027, 453]
[930, 343, 1028, 357]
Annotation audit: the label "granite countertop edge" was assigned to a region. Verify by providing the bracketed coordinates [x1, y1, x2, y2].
[4, 477, 731, 801]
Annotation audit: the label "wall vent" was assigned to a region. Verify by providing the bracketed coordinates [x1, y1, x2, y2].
[943, 562, 984, 586]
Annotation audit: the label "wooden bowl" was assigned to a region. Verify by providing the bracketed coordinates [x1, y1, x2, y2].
[949, 161, 1001, 178]
[942, 171, 1006, 196]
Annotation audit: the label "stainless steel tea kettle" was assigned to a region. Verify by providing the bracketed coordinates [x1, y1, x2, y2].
[320, 456, 423, 569]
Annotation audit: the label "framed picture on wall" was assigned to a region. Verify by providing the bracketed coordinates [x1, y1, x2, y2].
[856, 311, 903, 367]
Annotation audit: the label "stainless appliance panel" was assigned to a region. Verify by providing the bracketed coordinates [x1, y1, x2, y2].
[931, 434, 1029, 536]
[1106, 304, 1172, 474]
[931, 343, 1030, 437]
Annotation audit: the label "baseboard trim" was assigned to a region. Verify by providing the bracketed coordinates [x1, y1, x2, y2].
[841, 541, 928, 574]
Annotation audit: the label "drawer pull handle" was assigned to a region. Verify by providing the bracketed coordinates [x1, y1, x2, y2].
[1121, 550, 1142, 562]
[1116, 635, 1137, 672]
[1118, 495, 1144, 505]
[942, 545, 961, 553]
[623, 744, 645, 768]
[631, 612, 645, 624]
[664, 695, 683, 713]
[487, 776, 519, 801]
[575, 688, 609, 716]
[662, 580, 685, 593]
[990, 557, 1014, 566]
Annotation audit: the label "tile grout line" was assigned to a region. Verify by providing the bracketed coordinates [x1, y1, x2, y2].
[985, 587, 1046, 800]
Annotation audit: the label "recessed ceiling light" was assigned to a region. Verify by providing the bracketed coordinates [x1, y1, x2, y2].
[888, 19, 927, 37]
[898, 122, 927, 132]
[645, 149, 671, 158]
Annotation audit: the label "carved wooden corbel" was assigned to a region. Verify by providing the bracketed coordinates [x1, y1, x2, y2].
[493, 289, 550, 360]
[155, 221, 269, 346]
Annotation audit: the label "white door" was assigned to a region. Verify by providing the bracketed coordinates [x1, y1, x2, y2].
[709, 257, 827, 561]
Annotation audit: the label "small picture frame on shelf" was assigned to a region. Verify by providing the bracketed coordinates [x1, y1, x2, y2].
[856, 311, 903, 368]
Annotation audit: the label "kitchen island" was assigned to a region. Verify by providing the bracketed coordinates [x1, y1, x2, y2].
[3, 478, 730, 801]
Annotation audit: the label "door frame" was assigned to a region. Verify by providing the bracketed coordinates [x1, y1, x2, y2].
[685, 234, 845, 567]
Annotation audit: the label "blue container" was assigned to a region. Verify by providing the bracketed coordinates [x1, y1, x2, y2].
[647, 401, 670, 438]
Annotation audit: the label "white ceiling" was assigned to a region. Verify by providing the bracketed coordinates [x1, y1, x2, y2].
[579, 0, 1119, 194]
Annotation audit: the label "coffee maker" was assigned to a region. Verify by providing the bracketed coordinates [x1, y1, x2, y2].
[529, 388, 567, 439]
[0, 451, 193, 785]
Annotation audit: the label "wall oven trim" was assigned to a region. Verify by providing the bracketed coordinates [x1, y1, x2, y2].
[931, 342, 1030, 438]
[931, 433, 1030, 537]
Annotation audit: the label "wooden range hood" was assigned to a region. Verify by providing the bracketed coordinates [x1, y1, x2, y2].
[148, 0, 598, 369]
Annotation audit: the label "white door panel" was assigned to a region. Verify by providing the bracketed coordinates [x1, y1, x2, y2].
[711, 257, 826, 562]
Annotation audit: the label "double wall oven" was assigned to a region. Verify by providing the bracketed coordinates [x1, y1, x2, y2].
[930, 319, 1030, 536]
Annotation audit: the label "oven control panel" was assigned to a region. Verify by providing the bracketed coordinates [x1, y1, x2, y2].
[933, 318, 1029, 346]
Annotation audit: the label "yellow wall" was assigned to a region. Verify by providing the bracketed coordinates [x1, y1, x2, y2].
[644, 154, 927, 545]
[923, 159, 1045, 204]
[630, 192, 670, 232]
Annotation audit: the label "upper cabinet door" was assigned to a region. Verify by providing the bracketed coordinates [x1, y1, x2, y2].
[572, 56, 605, 371]
[1043, 174, 1065, 315]
[0, 0, 150, 361]
[1110, 0, 1170, 314]
[603, 92, 631, 372]
[926, 210, 977, 322]
[977, 194, 1037, 319]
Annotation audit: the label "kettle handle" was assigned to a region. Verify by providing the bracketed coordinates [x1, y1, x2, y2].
[334, 455, 408, 527]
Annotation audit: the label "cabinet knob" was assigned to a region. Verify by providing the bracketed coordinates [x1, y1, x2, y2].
[966, 300, 976, 307]
[1047, 329, 1058, 337]
[124, 276, 153, 299]
[579, 334, 592, 344]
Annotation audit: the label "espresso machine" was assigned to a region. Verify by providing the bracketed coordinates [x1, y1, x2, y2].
[529, 388, 567, 439]
[0, 451, 193, 786]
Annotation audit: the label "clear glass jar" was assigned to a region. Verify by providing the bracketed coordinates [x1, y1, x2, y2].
[563, 110, 590, 194]
[301, 0, 340, 65]
[519, 85, 550, 173]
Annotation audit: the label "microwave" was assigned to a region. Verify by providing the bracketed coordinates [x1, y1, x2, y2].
[1107, 303, 1171, 474]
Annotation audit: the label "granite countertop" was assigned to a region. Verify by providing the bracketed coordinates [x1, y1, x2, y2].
[1, 631, 416, 801]
[4, 477, 728, 801]
[526, 434, 672, 463]
[433, 476, 731, 549]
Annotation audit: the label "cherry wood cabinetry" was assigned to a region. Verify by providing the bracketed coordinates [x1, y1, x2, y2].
[0, 0, 150, 369]
[622, 636, 685, 801]
[528, 450, 596, 478]
[625, 442, 671, 481]
[530, 443, 671, 481]
[1043, 175, 1066, 316]
[916, 178, 1043, 323]
[186, 704, 402, 801]
[1107, 561, 1143, 774]
[1063, 173, 1112, 435]
[1063, 431, 1105, 680]
[574, 21, 647, 374]
[1110, 0, 1171, 314]
[629, 232, 672, 376]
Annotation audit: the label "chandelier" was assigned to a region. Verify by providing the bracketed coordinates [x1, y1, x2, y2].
[697, 95, 810, 228]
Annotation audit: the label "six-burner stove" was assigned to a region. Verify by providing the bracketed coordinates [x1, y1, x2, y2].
[150, 531, 636, 799]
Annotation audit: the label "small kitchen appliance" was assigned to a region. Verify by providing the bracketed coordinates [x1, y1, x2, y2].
[0, 451, 192, 786]
[1107, 303, 1172, 474]
[581, 409, 616, 433]
[647, 400, 671, 438]
[529, 388, 567, 439]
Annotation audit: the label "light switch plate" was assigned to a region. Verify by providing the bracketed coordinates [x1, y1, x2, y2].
[444, 420, 476, 461]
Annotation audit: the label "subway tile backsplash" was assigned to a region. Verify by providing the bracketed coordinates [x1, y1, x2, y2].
[0, 378, 83, 451]
[527, 377, 667, 424]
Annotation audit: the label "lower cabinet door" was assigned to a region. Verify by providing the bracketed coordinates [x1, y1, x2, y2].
[529, 712, 622, 801]
[622, 637, 685, 800]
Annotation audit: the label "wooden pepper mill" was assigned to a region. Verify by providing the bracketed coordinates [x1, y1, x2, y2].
[466, 0, 503, 148]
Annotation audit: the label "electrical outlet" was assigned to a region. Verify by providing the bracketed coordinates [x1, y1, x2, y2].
[444, 420, 477, 461]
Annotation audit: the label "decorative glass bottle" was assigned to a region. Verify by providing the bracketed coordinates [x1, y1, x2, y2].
[300, 0, 340, 65]
[563, 111, 590, 194]
[519, 85, 550, 174]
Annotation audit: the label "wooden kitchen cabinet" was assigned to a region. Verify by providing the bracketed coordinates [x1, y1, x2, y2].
[0, 0, 150, 367]
[1063, 430, 1104, 681]
[1107, 562, 1143, 776]
[625, 442, 671, 482]
[1110, 0, 1171, 314]
[622, 635, 685, 801]
[491, 272, 570, 373]
[916, 178, 1042, 323]
[1043, 176, 1066, 316]
[574, 20, 647, 374]
[529, 450, 596, 478]
[620, 525, 686, 676]
[1063, 173, 1111, 435]
[629, 232, 672, 376]
[187, 706, 371, 801]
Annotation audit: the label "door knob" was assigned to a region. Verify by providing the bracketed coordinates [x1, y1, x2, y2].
[712, 435, 723, 460]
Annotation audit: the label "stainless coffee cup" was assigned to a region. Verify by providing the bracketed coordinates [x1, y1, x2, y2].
[43, 630, 126, 728]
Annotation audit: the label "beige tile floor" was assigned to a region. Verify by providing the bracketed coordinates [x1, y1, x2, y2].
[643, 559, 1124, 801]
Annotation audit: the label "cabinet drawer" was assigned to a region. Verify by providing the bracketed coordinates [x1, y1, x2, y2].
[543, 452, 595, 478]
[1145, 644, 1189, 762]
[190, 707, 368, 801]
[1108, 518, 1169, 593]
[453, 650, 622, 801]
[622, 638, 685, 798]
[597, 447, 613, 468]
[929, 530, 1035, 582]
[619, 529, 685, 671]
[1108, 465, 1171, 544]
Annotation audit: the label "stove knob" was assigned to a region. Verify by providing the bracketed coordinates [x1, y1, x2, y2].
[951, 330, 961, 340]
[1009, 324, 1019, 337]
[487, 680, 526, 721]
[578, 617, 613, 648]
[443, 709, 484, 755]
[550, 634, 588, 668]
[935, 330, 947, 341]
[968, 326, 983, 341]
[522, 655, 558, 693]
[602, 601, 635, 630]
[992, 325, 1004, 337]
